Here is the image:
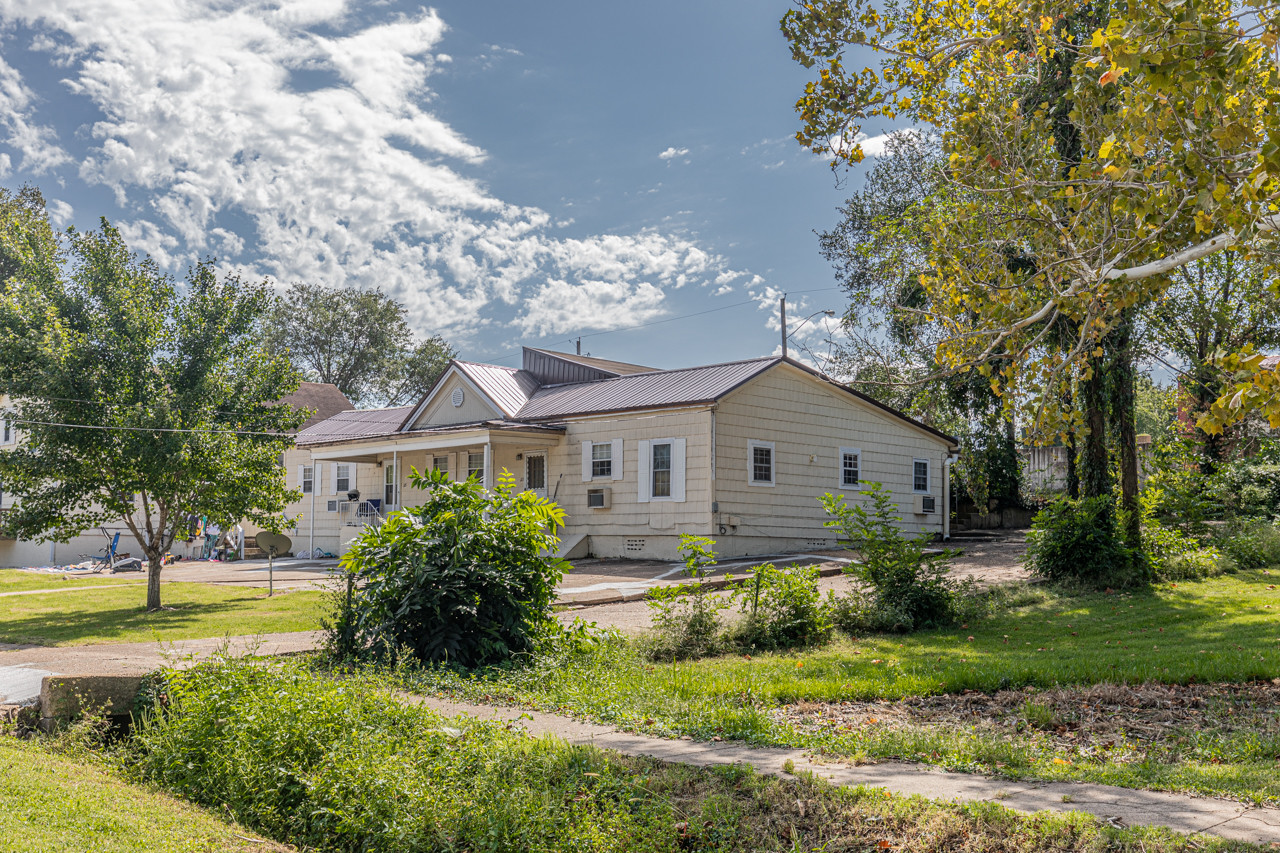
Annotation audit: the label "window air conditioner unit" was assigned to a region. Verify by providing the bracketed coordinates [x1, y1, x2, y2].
[587, 487, 612, 509]
[914, 494, 936, 514]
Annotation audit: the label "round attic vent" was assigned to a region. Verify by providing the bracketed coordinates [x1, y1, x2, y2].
[451, 388, 465, 407]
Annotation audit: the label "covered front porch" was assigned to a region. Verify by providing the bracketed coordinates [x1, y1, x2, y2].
[304, 421, 567, 553]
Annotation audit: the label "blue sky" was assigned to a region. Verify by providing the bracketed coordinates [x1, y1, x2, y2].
[0, 0, 890, 370]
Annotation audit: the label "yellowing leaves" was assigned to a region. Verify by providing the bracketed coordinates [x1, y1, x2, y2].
[1098, 65, 1123, 86]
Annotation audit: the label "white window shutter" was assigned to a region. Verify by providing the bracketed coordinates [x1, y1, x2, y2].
[314, 464, 322, 493]
[672, 438, 687, 503]
[331, 463, 339, 495]
[611, 438, 623, 480]
[637, 439, 651, 503]
[297, 465, 304, 490]
[581, 441, 593, 482]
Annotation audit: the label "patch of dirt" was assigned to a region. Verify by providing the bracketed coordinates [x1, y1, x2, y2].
[945, 533, 1029, 585]
[776, 680, 1280, 756]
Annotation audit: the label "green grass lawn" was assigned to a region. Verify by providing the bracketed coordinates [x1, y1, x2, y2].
[0, 739, 290, 853]
[0, 582, 325, 646]
[0, 568, 145, 593]
[409, 571, 1280, 805]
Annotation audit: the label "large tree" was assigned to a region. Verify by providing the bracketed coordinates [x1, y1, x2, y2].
[265, 283, 456, 407]
[0, 209, 304, 611]
[783, 0, 1280, 546]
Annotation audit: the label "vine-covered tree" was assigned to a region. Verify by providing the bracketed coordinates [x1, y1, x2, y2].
[0, 208, 304, 611]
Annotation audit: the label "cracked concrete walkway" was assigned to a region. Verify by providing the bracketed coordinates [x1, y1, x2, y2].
[404, 694, 1280, 845]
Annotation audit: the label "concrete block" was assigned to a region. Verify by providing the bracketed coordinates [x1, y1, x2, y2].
[40, 674, 146, 724]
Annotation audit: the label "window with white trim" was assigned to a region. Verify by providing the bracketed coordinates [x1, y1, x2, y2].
[651, 441, 672, 498]
[432, 455, 449, 475]
[467, 451, 485, 485]
[301, 465, 314, 494]
[591, 442, 612, 478]
[335, 464, 351, 494]
[384, 463, 396, 506]
[1, 417, 11, 445]
[912, 458, 930, 493]
[748, 440, 775, 486]
[839, 447, 860, 488]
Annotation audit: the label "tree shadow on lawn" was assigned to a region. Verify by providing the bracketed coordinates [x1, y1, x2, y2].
[0, 597, 286, 647]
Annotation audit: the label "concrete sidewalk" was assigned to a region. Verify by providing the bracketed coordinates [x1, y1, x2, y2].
[405, 694, 1280, 845]
[0, 631, 323, 703]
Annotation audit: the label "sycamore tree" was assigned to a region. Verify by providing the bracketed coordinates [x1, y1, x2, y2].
[784, 0, 1280, 546]
[0, 206, 304, 611]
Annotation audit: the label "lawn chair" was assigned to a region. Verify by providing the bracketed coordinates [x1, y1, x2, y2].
[81, 532, 121, 574]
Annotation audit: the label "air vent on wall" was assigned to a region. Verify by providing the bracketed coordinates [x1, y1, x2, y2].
[625, 538, 645, 553]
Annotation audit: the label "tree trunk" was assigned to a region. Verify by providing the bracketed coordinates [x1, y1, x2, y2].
[1110, 314, 1142, 552]
[1065, 422, 1080, 499]
[1079, 356, 1111, 500]
[146, 554, 163, 611]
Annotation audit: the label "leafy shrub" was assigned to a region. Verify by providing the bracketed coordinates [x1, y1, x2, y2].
[1160, 546, 1234, 580]
[1025, 496, 1146, 588]
[644, 535, 730, 661]
[1206, 457, 1280, 520]
[1216, 518, 1280, 569]
[820, 482, 964, 632]
[729, 562, 832, 650]
[132, 659, 720, 852]
[329, 468, 567, 667]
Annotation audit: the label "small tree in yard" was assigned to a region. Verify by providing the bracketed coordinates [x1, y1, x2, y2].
[331, 468, 567, 667]
[0, 215, 304, 611]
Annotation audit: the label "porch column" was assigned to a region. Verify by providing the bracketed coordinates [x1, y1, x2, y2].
[391, 449, 398, 509]
[483, 441, 492, 491]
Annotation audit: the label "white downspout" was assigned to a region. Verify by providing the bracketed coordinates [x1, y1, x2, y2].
[943, 451, 959, 541]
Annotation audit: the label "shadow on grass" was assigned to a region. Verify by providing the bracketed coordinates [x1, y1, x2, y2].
[0, 589, 311, 647]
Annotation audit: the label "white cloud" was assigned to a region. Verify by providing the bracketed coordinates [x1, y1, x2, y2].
[830, 128, 921, 160]
[658, 146, 689, 161]
[0, 1, 748, 338]
[46, 197, 73, 225]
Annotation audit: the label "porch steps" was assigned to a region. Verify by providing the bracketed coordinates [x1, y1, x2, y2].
[555, 533, 590, 560]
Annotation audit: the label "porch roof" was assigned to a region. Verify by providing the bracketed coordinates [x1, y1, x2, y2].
[304, 418, 565, 462]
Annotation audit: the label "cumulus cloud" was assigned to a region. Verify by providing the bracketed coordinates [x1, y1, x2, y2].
[0, 1, 748, 338]
[829, 128, 921, 160]
[658, 146, 689, 161]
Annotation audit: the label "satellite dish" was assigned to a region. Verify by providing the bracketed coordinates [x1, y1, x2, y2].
[256, 531, 292, 557]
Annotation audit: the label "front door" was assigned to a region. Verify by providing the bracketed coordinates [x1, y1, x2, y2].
[525, 452, 547, 498]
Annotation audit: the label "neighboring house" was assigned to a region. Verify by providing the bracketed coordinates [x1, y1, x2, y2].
[285, 347, 960, 560]
[0, 383, 351, 568]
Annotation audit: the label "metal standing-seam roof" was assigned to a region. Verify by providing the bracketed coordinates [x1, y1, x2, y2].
[453, 361, 541, 416]
[514, 357, 778, 420]
[297, 406, 414, 445]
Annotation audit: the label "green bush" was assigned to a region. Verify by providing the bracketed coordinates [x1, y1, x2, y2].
[1025, 496, 1145, 588]
[644, 535, 729, 661]
[1216, 518, 1280, 569]
[729, 562, 832, 651]
[820, 482, 964, 632]
[131, 659, 716, 852]
[1206, 456, 1280, 520]
[329, 468, 567, 667]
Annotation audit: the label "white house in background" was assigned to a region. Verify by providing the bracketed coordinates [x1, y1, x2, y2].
[0, 383, 352, 568]
[285, 347, 960, 561]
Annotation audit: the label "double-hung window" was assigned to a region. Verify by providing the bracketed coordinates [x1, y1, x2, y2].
[384, 463, 396, 506]
[748, 440, 775, 486]
[335, 464, 351, 494]
[591, 442, 612, 478]
[651, 441, 672, 498]
[432, 455, 449, 475]
[839, 447, 860, 488]
[301, 465, 314, 494]
[1, 417, 10, 445]
[912, 458, 930, 493]
[467, 451, 485, 485]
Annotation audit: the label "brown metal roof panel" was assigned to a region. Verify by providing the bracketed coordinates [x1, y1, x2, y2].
[515, 358, 777, 419]
[454, 361, 538, 416]
[296, 405, 414, 445]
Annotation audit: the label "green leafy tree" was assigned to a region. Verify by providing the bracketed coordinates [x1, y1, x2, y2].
[332, 468, 567, 667]
[265, 283, 456, 407]
[0, 219, 304, 611]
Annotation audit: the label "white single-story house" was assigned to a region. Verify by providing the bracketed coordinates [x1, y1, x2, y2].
[285, 347, 960, 561]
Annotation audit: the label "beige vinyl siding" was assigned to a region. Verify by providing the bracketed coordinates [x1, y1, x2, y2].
[542, 407, 713, 560]
[712, 363, 951, 546]
[410, 372, 503, 428]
